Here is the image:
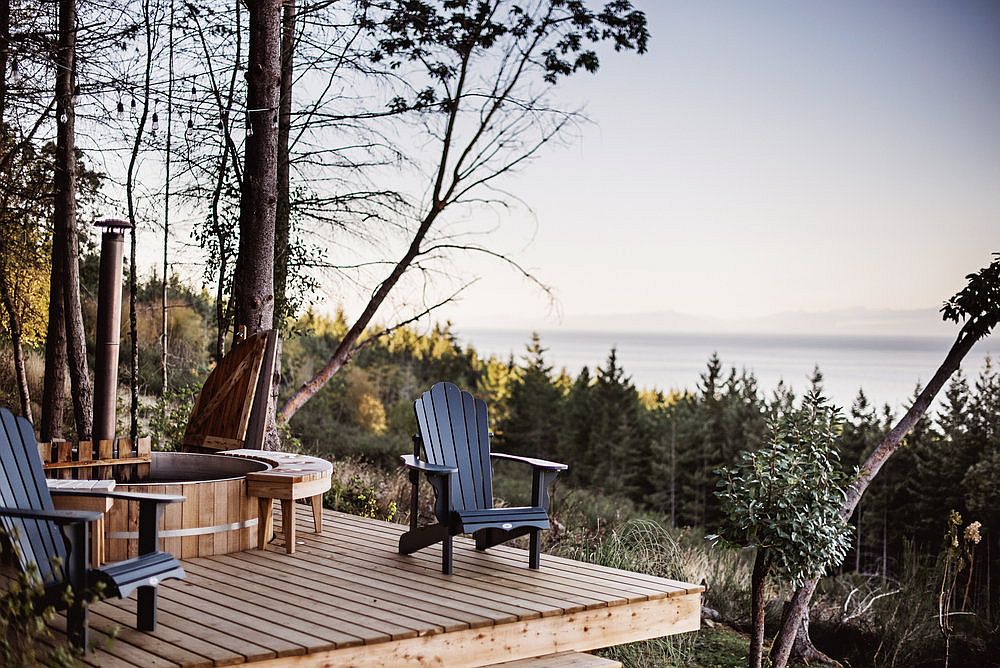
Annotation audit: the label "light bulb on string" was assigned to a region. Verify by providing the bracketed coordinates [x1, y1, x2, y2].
[59, 112, 68, 124]
[186, 118, 194, 139]
[130, 97, 137, 117]
[10, 57, 20, 86]
[151, 111, 159, 133]
[117, 100, 125, 120]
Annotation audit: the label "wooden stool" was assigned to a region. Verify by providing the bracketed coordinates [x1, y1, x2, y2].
[253, 479, 329, 554]
[47, 479, 115, 568]
[220, 449, 333, 554]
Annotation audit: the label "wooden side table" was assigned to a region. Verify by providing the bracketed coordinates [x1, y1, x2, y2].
[47, 479, 115, 568]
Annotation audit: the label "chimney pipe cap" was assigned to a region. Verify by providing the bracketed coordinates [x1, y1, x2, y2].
[95, 218, 132, 230]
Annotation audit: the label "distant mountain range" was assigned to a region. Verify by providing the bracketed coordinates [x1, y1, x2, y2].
[488, 307, 957, 339]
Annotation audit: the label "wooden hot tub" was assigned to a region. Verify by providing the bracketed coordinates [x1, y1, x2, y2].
[104, 452, 272, 561]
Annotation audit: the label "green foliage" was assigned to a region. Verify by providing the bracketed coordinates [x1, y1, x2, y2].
[145, 384, 201, 451]
[941, 253, 1000, 340]
[715, 391, 853, 586]
[364, 0, 648, 95]
[324, 474, 398, 521]
[499, 333, 563, 458]
[0, 529, 88, 667]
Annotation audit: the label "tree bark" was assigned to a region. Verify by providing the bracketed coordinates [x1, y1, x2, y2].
[278, 206, 443, 422]
[0, 0, 30, 423]
[770, 325, 984, 668]
[233, 0, 280, 337]
[41, 252, 66, 441]
[234, 0, 281, 448]
[749, 548, 769, 668]
[274, 0, 294, 327]
[54, 0, 92, 440]
[0, 275, 31, 422]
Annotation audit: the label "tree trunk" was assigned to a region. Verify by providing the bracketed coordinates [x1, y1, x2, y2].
[770, 325, 983, 668]
[749, 548, 770, 668]
[274, 0, 294, 327]
[234, 0, 281, 447]
[0, 0, 30, 423]
[233, 0, 280, 337]
[781, 600, 844, 668]
[258, 0, 295, 451]
[278, 207, 443, 422]
[55, 0, 92, 440]
[0, 276, 32, 422]
[161, 0, 175, 395]
[41, 253, 66, 441]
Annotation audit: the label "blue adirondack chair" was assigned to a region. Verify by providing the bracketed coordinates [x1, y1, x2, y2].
[399, 382, 567, 574]
[0, 407, 185, 650]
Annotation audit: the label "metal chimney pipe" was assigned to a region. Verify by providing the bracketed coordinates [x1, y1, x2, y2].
[92, 218, 132, 443]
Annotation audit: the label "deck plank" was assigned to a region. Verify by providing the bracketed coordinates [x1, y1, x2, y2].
[34, 509, 701, 666]
[328, 510, 663, 604]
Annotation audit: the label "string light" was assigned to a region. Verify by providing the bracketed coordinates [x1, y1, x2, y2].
[151, 111, 159, 133]
[117, 100, 125, 120]
[186, 118, 194, 139]
[130, 97, 137, 117]
[10, 56, 20, 86]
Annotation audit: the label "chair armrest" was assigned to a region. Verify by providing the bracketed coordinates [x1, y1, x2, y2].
[490, 452, 567, 471]
[0, 505, 102, 525]
[51, 490, 186, 504]
[400, 454, 458, 475]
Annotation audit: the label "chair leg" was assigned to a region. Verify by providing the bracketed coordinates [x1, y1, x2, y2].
[442, 534, 453, 575]
[67, 598, 88, 651]
[529, 529, 541, 569]
[137, 585, 157, 631]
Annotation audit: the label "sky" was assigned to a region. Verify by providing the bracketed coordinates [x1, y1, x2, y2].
[416, 0, 1000, 333]
[115, 0, 1000, 338]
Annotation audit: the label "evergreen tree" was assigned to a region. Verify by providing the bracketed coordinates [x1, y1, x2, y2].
[906, 372, 975, 546]
[499, 333, 563, 458]
[558, 366, 596, 485]
[695, 353, 725, 527]
[588, 349, 644, 498]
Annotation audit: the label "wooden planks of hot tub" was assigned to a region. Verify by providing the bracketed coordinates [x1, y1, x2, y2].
[36, 436, 152, 481]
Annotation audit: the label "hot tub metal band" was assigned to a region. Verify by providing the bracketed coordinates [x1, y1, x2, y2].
[107, 517, 258, 539]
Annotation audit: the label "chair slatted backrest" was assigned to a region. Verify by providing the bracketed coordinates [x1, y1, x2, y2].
[0, 408, 67, 585]
[413, 382, 492, 512]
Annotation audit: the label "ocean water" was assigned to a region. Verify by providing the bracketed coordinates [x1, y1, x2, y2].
[459, 329, 997, 413]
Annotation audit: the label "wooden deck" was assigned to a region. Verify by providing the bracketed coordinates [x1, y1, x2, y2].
[45, 506, 703, 667]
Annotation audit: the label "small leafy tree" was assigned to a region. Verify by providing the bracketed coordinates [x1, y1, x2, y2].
[714, 391, 852, 668]
[771, 254, 1000, 667]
